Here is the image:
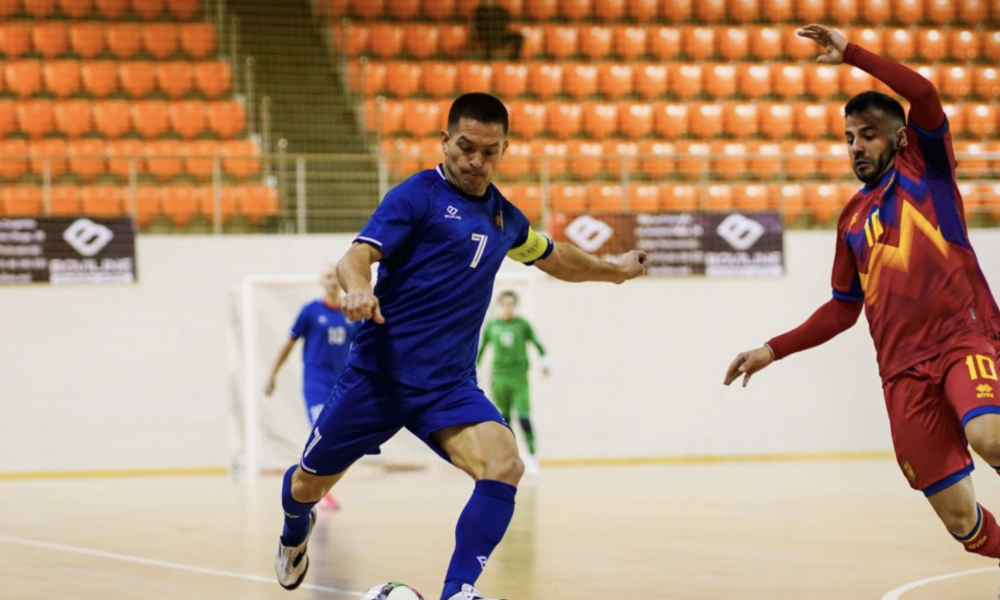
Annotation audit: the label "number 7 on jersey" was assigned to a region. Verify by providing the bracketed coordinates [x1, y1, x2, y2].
[470, 233, 488, 269]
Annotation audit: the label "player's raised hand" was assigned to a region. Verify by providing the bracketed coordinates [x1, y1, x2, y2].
[797, 24, 847, 65]
[617, 250, 648, 283]
[723, 346, 775, 388]
[343, 290, 385, 324]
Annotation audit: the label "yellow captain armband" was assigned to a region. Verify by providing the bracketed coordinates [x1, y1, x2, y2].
[507, 227, 553, 264]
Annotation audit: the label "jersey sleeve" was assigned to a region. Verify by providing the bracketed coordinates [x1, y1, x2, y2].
[525, 320, 546, 356]
[289, 305, 310, 339]
[505, 202, 554, 266]
[355, 185, 424, 259]
[831, 228, 864, 303]
[901, 118, 956, 177]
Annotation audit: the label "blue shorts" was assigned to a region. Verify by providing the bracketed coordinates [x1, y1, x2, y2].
[299, 365, 507, 476]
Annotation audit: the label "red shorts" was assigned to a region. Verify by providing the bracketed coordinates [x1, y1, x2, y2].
[883, 338, 1000, 496]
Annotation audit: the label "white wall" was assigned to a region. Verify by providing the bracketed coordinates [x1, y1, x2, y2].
[4, 230, 1000, 473]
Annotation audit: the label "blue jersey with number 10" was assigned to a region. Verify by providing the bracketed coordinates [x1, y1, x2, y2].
[290, 300, 358, 377]
[350, 165, 553, 390]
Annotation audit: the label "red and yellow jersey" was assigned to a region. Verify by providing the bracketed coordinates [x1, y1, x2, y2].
[833, 118, 1000, 381]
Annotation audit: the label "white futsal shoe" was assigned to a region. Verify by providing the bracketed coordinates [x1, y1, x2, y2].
[445, 584, 506, 600]
[523, 454, 540, 476]
[275, 507, 317, 590]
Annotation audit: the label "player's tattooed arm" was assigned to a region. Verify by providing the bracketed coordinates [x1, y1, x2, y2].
[534, 243, 647, 284]
[337, 242, 386, 324]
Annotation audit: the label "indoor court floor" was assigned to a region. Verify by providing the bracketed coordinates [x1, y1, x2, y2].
[2, 458, 999, 600]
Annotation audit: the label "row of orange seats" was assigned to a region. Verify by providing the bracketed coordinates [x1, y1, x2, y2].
[0, 21, 216, 60]
[0, 183, 277, 227]
[353, 60, 1000, 101]
[0, 98, 245, 138]
[329, 0, 996, 26]
[0, 0, 202, 20]
[342, 22, 1000, 63]
[383, 137, 1000, 180]
[0, 137, 260, 181]
[0, 59, 230, 98]
[367, 98, 999, 140]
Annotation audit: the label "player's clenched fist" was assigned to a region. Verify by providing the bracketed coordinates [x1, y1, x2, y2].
[617, 250, 648, 283]
[343, 290, 385, 324]
[723, 346, 775, 388]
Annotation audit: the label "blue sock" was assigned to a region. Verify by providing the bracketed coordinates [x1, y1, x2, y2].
[280, 465, 317, 546]
[440, 480, 517, 600]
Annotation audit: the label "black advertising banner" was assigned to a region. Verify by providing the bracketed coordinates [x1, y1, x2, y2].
[549, 211, 784, 277]
[0, 217, 138, 284]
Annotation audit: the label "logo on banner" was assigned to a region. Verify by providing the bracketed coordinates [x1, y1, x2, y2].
[716, 214, 765, 250]
[63, 218, 114, 257]
[565, 215, 614, 253]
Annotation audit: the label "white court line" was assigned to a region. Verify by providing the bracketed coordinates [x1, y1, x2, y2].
[0, 533, 363, 597]
[881, 566, 997, 600]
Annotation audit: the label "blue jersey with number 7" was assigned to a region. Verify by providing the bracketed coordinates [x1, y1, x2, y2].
[350, 165, 554, 390]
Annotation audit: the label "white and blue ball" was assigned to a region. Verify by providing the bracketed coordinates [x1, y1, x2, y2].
[360, 582, 425, 600]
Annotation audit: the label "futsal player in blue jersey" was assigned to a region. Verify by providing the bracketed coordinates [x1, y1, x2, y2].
[265, 267, 358, 509]
[273, 93, 647, 600]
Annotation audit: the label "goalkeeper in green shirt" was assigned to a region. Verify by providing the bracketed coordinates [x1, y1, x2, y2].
[477, 290, 549, 474]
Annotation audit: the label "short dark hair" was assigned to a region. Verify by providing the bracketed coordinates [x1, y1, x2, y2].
[499, 290, 518, 304]
[448, 93, 509, 135]
[844, 91, 906, 127]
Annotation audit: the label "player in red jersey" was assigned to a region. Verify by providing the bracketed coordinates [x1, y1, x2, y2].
[725, 24, 1000, 565]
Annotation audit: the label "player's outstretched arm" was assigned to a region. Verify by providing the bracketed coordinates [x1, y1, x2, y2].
[336, 242, 385, 324]
[264, 337, 297, 397]
[534, 243, 647, 284]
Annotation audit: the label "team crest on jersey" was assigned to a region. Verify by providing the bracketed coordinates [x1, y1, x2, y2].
[977, 384, 995, 399]
[493, 210, 504, 232]
[901, 460, 917, 483]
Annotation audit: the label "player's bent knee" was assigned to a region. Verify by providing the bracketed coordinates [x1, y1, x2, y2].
[483, 451, 524, 486]
[939, 503, 980, 536]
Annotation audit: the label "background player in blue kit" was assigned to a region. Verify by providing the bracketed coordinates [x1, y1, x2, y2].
[264, 266, 358, 509]
[274, 93, 647, 600]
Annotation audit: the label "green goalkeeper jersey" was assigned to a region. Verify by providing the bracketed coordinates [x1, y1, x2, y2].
[477, 316, 546, 378]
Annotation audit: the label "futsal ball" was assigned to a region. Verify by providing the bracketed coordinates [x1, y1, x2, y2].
[360, 582, 425, 600]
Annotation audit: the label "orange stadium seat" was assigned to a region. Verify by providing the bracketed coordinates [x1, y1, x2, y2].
[239, 184, 278, 223]
[793, 102, 829, 139]
[456, 61, 492, 94]
[120, 61, 157, 98]
[718, 27, 749, 62]
[690, 103, 723, 139]
[349, 61, 383, 96]
[401, 99, 441, 137]
[737, 64, 771, 99]
[221, 139, 259, 179]
[17, 99, 54, 138]
[924, 0, 953, 22]
[0, 139, 29, 181]
[653, 101, 689, 138]
[143, 23, 179, 60]
[783, 27, 816, 60]
[1, 185, 42, 216]
[0, 100, 16, 137]
[0, 22, 31, 59]
[548, 101, 583, 139]
[705, 63, 737, 99]
[668, 63, 701, 100]
[661, 0, 691, 21]
[365, 98, 402, 135]
[162, 186, 202, 226]
[723, 102, 759, 138]
[760, 0, 793, 21]
[883, 28, 915, 62]
[81, 61, 119, 98]
[984, 31, 1000, 64]
[859, 0, 890, 22]
[527, 63, 563, 100]
[804, 64, 840, 100]
[49, 185, 82, 215]
[745, 140, 781, 178]
[955, 141, 990, 177]
[851, 28, 886, 57]
[93, 99, 132, 137]
[403, 24, 438, 59]
[782, 141, 818, 179]
[913, 64, 940, 90]
[43, 60, 81, 98]
[633, 63, 667, 100]
[511, 24, 541, 59]
[25, 0, 56, 17]
[566, 140, 602, 179]
[6, 60, 42, 99]
[81, 185, 123, 217]
[597, 63, 632, 100]
[681, 26, 715, 62]
[841, 67, 874, 98]
[602, 139, 638, 174]
[828, 0, 857, 22]
[625, 183, 658, 211]
[132, 0, 166, 19]
[29, 138, 68, 176]
[424, 0, 456, 19]
[774, 182, 806, 222]
[549, 183, 588, 212]
[525, 0, 557, 20]
[620, 102, 652, 139]
[965, 103, 997, 138]
[385, 62, 421, 98]
[168, 0, 200, 19]
[794, 0, 825, 22]
[748, 26, 782, 61]
[616, 25, 649, 61]
[589, 184, 625, 212]
[565, 62, 597, 100]
[70, 22, 105, 59]
[660, 183, 699, 212]
[146, 139, 183, 181]
[416, 137, 442, 171]
[760, 102, 793, 140]
[892, 0, 923, 25]
[732, 183, 772, 211]
[957, 0, 988, 23]
[382, 136, 417, 178]
[422, 62, 456, 99]
[193, 61, 231, 99]
[530, 139, 567, 177]
[949, 29, 980, 62]
[544, 24, 578, 60]
[106, 138, 144, 178]
[579, 25, 612, 61]
[388, 0, 420, 19]
[206, 100, 245, 138]
[54, 99, 92, 137]
[816, 140, 848, 177]
[940, 66, 972, 100]
[107, 23, 142, 59]
[342, 24, 369, 58]
[826, 102, 845, 134]
[627, 0, 657, 20]
[350, 0, 385, 18]
[32, 21, 68, 59]
[132, 100, 169, 139]
[943, 103, 965, 132]
[729, 0, 760, 22]
[916, 29, 947, 62]
[509, 101, 546, 138]
[369, 23, 403, 59]
[509, 184, 543, 222]
[638, 140, 675, 178]
[582, 101, 618, 138]
[179, 23, 215, 60]
[560, 0, 592, 20]
[183, 139, 219, 180]
[805, 183, 842, 224]
[595, 0, 625, 22]
[168, 100, 206, 139]
[703, 183, 734, 211]
[974, 67, 1000, 100]
[133, 185, 160, 226]
[157, 61, 194, 98]
[501, 142, 532, 178]
[95, 0, 128, 18]
[694, 0, 724, 21]
[493, 62, 527, 98]
[710, 141, 747, 179]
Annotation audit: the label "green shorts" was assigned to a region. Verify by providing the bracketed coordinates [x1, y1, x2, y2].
[491, 373, 530, 420]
